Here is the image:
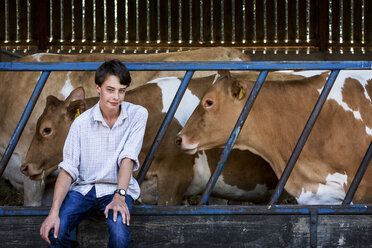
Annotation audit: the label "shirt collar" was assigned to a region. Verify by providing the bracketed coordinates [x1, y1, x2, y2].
[92, 101, 128, 126]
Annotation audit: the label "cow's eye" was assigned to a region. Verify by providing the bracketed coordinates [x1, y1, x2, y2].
[42, 127, 52, 136]
[204, 99, 213, 108]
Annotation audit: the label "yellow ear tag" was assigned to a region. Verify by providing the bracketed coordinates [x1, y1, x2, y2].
[238, 87, 244, 100]
[74, 109, 81, 119]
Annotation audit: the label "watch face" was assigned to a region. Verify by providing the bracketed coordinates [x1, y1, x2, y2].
[115, 188, 126, 196]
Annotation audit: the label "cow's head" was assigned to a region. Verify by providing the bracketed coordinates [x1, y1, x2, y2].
[176, 71, 250, 153]
[21, 87, 88, 180]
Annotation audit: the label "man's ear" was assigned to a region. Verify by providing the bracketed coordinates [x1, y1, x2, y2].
[65, 87, 85, 104]
[231, 80, 247, 101]
[67, 99, 88, 120]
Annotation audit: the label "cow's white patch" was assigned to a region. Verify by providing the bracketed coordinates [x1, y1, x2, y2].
[32, 53, 48, 62]
[296, 172, 348, 205]
[366, 126, 372, 136]
[185, 151, 211, 195]
[325, 70, 372, 127]
[212, 73, 220, 85]
[185, 151, 270, 202]
[338, 235, 346, 246]
[316, 101, 364, 121]
[59, 72, 74, 99]
[1, 149, 24, 190]
[278, 70, 328, 78]
[147, 77, 200, 127]
[214, 179, 269, 201]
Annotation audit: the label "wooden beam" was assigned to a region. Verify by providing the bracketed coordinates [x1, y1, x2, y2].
[318, 0, 328, 51]
[37, 0, 48, 50]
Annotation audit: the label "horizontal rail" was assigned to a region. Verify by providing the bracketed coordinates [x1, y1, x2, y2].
[1, 205, 371, 216]
[0, 62, 370, 248]
[0, 62, 371, 213]
[0, 61, 372, 71]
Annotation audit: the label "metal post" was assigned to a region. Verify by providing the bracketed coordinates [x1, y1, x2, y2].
[310, 210, 318, 248]
[0, 71, 51, 177]
[342, 141, 372, 205]
[197, 71, 269, 205]
[136, 70, 195, 184]
[268, 70, 340, 206]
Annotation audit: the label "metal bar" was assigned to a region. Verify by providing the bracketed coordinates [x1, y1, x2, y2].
[1, 204, 371, 216]
[310, 210, 318, 248]
[0, 61, 371, 71]
[136, 70, 195, 184]
[268, 70, 340, 206]
[134, 204, 372, 215]
[0, 71, 51, 177]
[342, 141, 372, 205]
[197, 71, 269, 205]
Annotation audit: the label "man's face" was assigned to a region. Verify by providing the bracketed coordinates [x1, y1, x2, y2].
[95, 75, 127, 112]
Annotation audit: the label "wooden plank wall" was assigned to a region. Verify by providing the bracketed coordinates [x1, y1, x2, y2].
[0, 0, 371, 52]
[1, 213, 372, 247]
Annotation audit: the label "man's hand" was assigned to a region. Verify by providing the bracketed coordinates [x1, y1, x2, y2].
[104, 194, 130, 226]
[40, 213, 60, 244]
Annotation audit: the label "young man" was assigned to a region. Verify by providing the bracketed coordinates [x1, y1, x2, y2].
[40, 60, 148, 248]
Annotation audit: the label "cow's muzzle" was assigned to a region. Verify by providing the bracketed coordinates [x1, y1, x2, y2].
[20, 162, 43, 178]
[175, 134, 198, 154]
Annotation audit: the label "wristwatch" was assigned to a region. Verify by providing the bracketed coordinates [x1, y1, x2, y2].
[114, 188, 127, 197]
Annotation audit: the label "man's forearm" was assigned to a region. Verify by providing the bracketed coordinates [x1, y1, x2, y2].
[49, 169, 73, 216]
[117, 158, 134, 192]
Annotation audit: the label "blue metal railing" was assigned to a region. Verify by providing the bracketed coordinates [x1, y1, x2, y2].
[0, 61, 371, 71]
[0, 61, 371, 205]
[0, 61, 371, 248]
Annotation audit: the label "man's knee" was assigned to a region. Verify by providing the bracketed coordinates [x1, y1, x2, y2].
[107, 214, 131, 248]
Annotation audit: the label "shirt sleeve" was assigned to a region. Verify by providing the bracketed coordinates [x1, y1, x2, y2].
[117, 107, 148, 171]
[58, 120, 80, 181]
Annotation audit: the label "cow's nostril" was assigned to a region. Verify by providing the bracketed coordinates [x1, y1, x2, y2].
[175, 136, 182, 147]
[20, 165, 28, 174]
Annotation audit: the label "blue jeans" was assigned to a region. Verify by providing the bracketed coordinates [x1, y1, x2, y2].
[48, 186, 133, 248]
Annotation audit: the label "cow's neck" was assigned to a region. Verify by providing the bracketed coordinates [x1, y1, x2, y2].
[237, 76, 325, 179]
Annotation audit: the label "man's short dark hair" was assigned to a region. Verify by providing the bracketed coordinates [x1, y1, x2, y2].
[95, 59, 131, 87]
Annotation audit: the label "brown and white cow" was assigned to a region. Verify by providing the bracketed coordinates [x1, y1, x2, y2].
[21, 72, 303, 205]
[0, 48, 249, 205]
[177, 70, 372, 204]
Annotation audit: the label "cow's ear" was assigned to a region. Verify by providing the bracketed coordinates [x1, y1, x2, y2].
[218, 70, 231, 79]
[231, 80, 247, 101]
[65, 87, 85, 104]
[46, 95, 61, 107]
[67, 99, 87, 120]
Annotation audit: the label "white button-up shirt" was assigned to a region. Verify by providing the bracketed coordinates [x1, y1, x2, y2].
[58, 101, 148, 200]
